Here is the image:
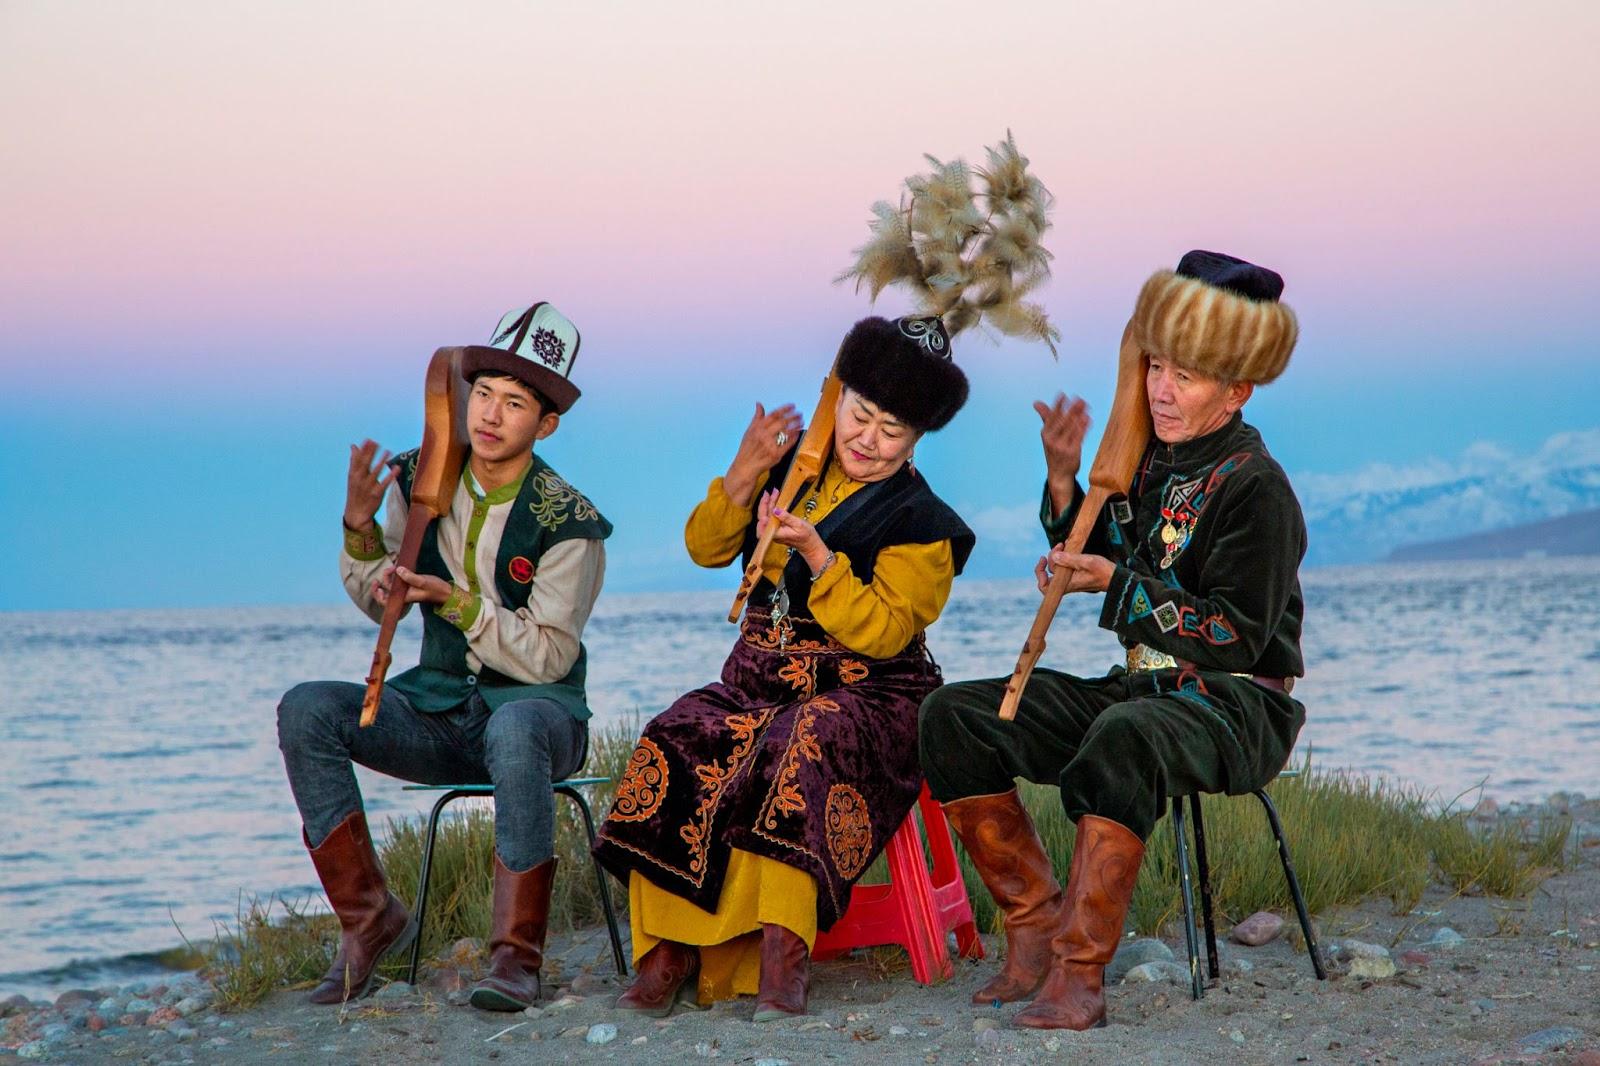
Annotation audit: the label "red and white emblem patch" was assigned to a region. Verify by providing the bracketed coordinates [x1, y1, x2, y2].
[508, 556, 536, 583]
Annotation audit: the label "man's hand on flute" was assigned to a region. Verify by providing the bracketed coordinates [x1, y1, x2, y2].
[723, 402, 805, 507]
[372, 566, 454, 606]
[1034, 393, 1091, 517]
[344, 438, 397, 532]
[1035, 545, 1114, 595]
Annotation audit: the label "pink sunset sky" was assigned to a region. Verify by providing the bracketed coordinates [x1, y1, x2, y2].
[2, 1, 1597, 608]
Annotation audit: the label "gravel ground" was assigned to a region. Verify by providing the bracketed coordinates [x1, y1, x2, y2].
[6, 796, 1597, 1066]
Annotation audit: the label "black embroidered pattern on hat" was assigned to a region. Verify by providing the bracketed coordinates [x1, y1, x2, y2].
[530, 328, 566, 368]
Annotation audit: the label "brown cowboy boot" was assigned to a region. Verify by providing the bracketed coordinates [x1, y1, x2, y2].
[304, 810, 416, 1005]
[944, 789, 1065, 1005]
[752, 922, 810, 1022]
[616, 940, 702, 1017]
[469, 855, 556, 1011]
[1013, 814, 1144, 1030]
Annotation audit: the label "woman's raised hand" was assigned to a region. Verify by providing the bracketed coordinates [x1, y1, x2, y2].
[725, 403, 804, 507]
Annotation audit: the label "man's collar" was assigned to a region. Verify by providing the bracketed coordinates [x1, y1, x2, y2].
[464, 457, 534, 505]
[1157, 411, 1244, 467]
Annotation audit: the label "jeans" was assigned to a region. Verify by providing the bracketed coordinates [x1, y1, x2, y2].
[277, 680, 587, 870]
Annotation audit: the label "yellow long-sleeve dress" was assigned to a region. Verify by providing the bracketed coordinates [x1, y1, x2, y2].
[595, 458, 973, 1004]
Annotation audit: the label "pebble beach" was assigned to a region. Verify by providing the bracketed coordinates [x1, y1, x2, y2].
[5, 795, 1596, 1066]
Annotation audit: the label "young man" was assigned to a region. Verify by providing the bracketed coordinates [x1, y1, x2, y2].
[277, 302, 611, 1010]
[919, 251, 1308, 1030]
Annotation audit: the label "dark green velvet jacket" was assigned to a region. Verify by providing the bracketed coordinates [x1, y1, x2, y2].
[1044, 413, 1306, 679]
[388, 450, 612, 718]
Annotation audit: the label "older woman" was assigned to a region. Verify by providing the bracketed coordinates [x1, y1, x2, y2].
[594, 315, 975, 1020]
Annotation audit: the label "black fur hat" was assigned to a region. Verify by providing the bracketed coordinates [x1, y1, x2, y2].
[835, 316, 969, 433]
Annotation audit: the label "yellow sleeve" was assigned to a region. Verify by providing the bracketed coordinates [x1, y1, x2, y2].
[684, 473, 768, 568]
[807, 539, 955, 659]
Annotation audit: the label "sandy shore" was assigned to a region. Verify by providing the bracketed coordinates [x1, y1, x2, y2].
[5, 796, 1597, 1065]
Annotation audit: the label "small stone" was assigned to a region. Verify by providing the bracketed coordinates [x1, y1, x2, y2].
[169, 1025, 198, 1041]
[544, 994, 582, 1012]
[1230, 1029, 1246, 1044]
[16, 1041, 49, 1060]
[95, 998, 124, 1017]
[1471, 998, 1496, 1013]
[972, 1017, 1000, 1033]
[87, 1014, 107, 1033]
[1222, 958, 1254, 976]
[118, 1012, 147, 1027]
[632, 1037, 649, 1046]
[889, 1025, 911, 1036]
[1230, 912, 1284, 947]
[205, 1038, 231, 1049]
[171, 997, 208, 1018]
[569, 972, 607, 995]
[1336, 939, 1390, 961]
[521, 1005, 544, 1018]
[373, 982, 414, 1001]
[39, 1023, 72, 1043]
[1124, 961, 1188, 983]
[1106, 937, 1175, 981]
[1044, 1037, 1062, 1052]
[445, 989, 471, 1007]
[125, 999, 156, 1014]
[1347, 956, 1397, 980]
[1426, 928, 1465, 950]
[1398, 951, 1430, 967]
[423, 967, 468, 995]
[1, 994, 31, 1017]
[585, 1024, 617, 1045]
[694, 1041, 721, 1057]
[53, 989, 96, 1010]
[146, 1007, 181, 1027]
[1518, 1027, 1585, 1054]
[976, 1027, 1002, 1050]
[559, 1025, 588, 1039]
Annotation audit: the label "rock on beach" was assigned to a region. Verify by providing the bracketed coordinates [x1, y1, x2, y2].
[1230, 911, 1285, 946]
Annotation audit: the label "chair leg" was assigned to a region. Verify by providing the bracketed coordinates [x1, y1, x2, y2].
[408, 789, 472, 985]
[1170, 797, 1204, 1001]
[1252, 789, 1326, 981]
[1188, 794, 1220, 980]
[556, 785, 628, 978]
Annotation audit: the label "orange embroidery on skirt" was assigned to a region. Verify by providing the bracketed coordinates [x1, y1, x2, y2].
[778, 656, 818, 698]
[825, 784, 873, 881]
[609, 737, 668, 822]
[679, 709, 774, 877]
[838, 658, 869, 685]
[759, 696, 837, 830]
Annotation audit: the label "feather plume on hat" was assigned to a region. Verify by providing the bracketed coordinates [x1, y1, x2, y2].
[837, 131, 1060, 356]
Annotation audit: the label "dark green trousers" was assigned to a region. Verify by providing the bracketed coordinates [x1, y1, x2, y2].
[918, 667, 1304, 840]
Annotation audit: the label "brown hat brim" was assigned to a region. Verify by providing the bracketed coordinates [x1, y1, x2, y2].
[459, 346, 581, 413]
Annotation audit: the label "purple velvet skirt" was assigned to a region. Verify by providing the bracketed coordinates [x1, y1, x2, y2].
[594, 608, 943, 929]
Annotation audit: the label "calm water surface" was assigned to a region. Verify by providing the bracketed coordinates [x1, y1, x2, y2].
[2, 558, 1596, 996]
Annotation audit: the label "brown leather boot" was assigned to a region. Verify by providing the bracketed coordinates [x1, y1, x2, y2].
[1012, 815, 1144, 1030]
[751, 923, 810, 1022]
[469, 855, 556, 1011]
[616, 940, 701, 1017]
[304, 810, 416, 1005]
[944, 790, 1065, 1005]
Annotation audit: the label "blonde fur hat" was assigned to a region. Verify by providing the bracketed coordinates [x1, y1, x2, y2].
[1131, 250, 1298, 384]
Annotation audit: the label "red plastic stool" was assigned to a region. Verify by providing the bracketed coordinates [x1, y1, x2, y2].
[812, 784, 984, 983]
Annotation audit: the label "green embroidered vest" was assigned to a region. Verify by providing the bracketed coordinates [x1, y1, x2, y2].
[387, 450, 612, 719]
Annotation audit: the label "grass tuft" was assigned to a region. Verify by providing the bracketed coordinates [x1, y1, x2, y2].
[214, 737, 1568, 1010]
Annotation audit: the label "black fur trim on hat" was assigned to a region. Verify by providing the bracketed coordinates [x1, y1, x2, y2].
[835, 316, 969, 432]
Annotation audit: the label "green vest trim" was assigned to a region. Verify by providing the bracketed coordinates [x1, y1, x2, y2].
[386, 451, 612, 719]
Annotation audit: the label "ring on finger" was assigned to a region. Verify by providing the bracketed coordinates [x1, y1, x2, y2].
[775, 431, 788, 447]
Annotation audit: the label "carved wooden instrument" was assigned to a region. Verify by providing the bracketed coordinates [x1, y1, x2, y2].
[359, 347, 470, 726]
[998, 323, 1152, 720]
[726, 352, 844, 623]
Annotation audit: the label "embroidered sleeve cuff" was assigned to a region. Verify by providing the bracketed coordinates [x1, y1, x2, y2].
[435, 587, 482, 631]
[1100, 565, 1137, 634]
[342, 522, 387, 561]
[1040, 481, 1084, 546]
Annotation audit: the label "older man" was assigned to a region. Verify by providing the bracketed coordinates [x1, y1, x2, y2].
[918, 251, 1307, 1030]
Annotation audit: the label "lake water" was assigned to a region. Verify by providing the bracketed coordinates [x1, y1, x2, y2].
[2, 558, 1596, 998]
